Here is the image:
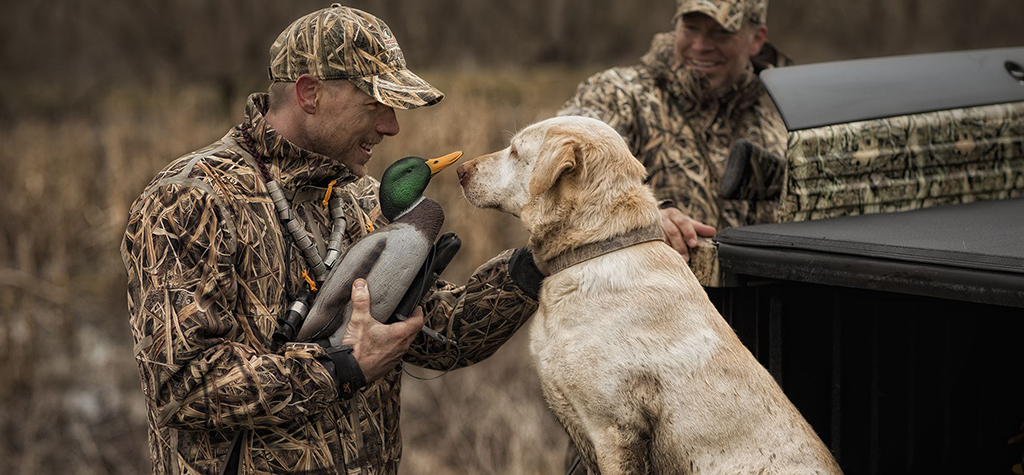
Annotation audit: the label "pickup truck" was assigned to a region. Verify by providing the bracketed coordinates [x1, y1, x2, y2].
[699, 47, 1024, 475]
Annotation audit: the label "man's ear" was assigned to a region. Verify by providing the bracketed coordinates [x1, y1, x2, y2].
[749, 25, 768, 58]
[295, 74, 321, 114]
[528, 130, 580, 196]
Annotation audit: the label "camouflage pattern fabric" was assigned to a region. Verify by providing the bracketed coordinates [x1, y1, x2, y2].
[688, 240, 723, 286]
[268, 4, 442, 110]
[675, 0, 769, 32]
[121, 93, 537, 475]
[558, 32, 789, 286]
[781, 102, 1024, 222]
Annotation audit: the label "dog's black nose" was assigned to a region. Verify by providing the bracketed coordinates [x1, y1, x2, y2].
[456, 164, 468, 184]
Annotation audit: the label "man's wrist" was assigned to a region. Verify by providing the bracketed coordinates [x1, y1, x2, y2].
[508, 246, 545, 300]
[316, 341, 366, 399]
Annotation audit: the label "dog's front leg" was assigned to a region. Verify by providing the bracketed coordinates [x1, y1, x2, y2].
[589, 424, 653, 475]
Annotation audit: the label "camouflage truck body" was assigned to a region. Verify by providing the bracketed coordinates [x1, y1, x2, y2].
[780, 101, 1024, 222]
[697, 48, 1024, 286]
[707, 48, 1024, 473]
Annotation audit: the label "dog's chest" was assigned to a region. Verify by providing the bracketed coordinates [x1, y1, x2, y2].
[528, 278, 728, 382]
[527, 307, 564, 365]
[527, 304, 597, 376]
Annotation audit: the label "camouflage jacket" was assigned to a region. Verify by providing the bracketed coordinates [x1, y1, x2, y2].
[558, 32, 789, 229]
[121, 93, 538, 475]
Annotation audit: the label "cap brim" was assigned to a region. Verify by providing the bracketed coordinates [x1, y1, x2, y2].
[350, 69, 444, 110]
[674, 6, 743, 33]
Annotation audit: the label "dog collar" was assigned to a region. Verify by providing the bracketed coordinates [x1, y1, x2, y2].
[546, 224, 665, 274]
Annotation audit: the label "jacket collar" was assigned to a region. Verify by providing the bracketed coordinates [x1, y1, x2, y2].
[234, 93, 355, 190]
[640, 32, 768, 117]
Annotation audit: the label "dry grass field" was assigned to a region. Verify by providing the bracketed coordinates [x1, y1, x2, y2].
[0, 68, 585, 475]
[3, 1, 1022, 474]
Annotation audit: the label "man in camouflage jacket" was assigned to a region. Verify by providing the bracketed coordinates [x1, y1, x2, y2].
[558, 0, 790, 263]
[121, 6, 540, 475]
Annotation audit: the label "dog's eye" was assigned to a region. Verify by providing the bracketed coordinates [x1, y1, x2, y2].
[510, 148, 518, 158]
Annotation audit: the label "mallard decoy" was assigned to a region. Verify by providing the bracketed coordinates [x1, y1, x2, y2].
[295, 151, 462, 344]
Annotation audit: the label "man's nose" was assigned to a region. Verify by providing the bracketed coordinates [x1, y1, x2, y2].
[377, 107, 399, 136]
[692, 32, 714, 52]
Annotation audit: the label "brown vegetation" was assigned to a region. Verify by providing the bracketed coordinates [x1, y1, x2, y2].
[0, 70, 583, 475]
[1, 1, 1021, 474]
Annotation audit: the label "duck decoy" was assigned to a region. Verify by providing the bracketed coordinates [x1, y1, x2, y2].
[295, 151, 462, 345]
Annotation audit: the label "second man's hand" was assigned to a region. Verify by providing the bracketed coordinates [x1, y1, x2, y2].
[659, 207, 717, 262]
[339, 279, 424, 383]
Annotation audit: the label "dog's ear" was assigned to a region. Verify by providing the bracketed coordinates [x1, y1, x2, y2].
[529, 129, 580, 196]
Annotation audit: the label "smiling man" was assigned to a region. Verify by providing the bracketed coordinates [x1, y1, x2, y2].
[122, 5, 542, 475]
[559, 0, 790, 263]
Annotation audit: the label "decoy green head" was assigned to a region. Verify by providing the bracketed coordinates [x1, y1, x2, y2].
[379, 151, 462, 220]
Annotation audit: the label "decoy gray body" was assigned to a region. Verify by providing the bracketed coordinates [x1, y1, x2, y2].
[296, 152, 462, 345]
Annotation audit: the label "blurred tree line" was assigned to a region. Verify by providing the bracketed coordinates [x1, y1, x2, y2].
[2, 0, 1021, 120]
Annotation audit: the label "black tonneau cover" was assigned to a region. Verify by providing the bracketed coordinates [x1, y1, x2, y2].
[761, 47, 1024, 130]
[715, 198, 1024, 307]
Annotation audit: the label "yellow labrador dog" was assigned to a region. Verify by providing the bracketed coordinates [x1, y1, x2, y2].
[458, 116, 842, 475]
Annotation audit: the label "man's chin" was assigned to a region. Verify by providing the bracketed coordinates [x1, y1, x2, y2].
[338, 156, 369, 177]
[348, 164, 368, 177]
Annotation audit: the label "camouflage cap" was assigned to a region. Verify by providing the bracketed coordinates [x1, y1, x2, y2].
[268, 4, 443, 109]
[674, 0, 768, 32]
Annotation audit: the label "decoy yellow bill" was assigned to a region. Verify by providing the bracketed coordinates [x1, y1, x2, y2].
[426, 151, 463, 174]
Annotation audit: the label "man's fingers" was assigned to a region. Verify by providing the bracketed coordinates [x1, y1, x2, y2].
[659, 209, 688, 256]
[667, 211, 699, 249]
[679, 223, 699, 249]
[393, 306, 424, 341]
[659, 207, 723, 262]
[693, 222, 717, 238]
[351, 279, 370, 312]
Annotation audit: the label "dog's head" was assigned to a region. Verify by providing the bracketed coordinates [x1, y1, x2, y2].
[459, 116, 660, 261]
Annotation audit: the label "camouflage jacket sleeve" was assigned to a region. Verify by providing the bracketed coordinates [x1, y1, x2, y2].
[123, 183, 339, 431]
[557, 68, 645, 157]
[404, 249, 538, 370]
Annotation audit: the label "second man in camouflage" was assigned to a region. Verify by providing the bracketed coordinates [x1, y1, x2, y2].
[558, 0, 790, 264]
